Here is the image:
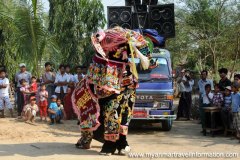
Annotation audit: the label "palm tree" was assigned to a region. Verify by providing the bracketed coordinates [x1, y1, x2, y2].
[0, 0, 59, 78]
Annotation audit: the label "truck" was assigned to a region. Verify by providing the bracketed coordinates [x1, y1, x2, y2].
[132, 48, 176, 131]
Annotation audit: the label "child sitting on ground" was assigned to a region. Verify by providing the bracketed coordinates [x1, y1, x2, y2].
[221, 86, 232, 132]
[48, 95, 64, 125]
[212, 84, 224, 107]
[0, 70, 13, 118]
[22, 96, 39, 123]
[231, 83, 240, 141]
[38, 84, 48, 121]
[56, 98, 66, 120]
[201, 84, 213, 136]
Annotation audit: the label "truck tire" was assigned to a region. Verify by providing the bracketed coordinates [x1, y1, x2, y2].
[161, 120, 172, 131]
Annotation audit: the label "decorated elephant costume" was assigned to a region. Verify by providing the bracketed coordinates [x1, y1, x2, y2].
[72, 27, 151, 155]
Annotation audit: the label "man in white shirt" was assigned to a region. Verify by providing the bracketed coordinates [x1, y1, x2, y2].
[54, 65, 69, 101]
[200, 84, 213, 136]
[198, 70, 214, 96]
[65, 65, 74, 87]
[15, 63, 32, 116]
[177, 69, 194, 120]
[0, 70, 13, 118]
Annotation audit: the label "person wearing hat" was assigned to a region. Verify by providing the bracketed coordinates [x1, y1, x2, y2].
[48, 95, 63, 125]
[218, 68, 231, 92]
[22, 96, 38, 123]
[15, 63, 32, 117]
[221, 86, 232, 134]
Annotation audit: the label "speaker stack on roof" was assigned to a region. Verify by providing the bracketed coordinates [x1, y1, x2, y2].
[107, 0, 175, 38]
[148, 3, 175, 38]
[107, 6, 132, 29]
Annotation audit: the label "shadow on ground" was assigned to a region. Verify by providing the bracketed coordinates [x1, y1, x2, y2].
[0, 142, 99, 157]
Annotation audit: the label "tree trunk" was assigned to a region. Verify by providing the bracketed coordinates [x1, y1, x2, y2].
[230, 32, 240, 79]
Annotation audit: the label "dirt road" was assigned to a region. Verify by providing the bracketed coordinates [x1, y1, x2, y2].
[0, 118, 239, 160]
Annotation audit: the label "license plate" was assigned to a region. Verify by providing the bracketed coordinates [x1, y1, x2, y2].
[133, 110, 148, 118]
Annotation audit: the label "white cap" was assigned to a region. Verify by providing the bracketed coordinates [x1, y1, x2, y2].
[225, 86, 231, 91]
[19, 63, 26, 67]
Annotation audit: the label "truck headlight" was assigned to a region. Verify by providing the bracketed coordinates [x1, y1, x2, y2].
[153, 101, 169, 109]
[153, 101, 160, 108]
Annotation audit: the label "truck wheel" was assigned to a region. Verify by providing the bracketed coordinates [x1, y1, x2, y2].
[161, 120, 172, 131]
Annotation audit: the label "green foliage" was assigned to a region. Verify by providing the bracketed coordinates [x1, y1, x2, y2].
[48, 0, 106, 67]
[167, 0, 240, 80]
[0, 0, 59, 79]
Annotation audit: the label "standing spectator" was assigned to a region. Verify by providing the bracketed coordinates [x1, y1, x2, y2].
[0, 70, 13, 118]
[201, 84, 214, 136]
[234, 74, 240, 84]
[15, 63, 31, 117]
[212, 84, 224, 107]
[54, 65, 68, 101]
[30, 76, 38, 95]
[231, 83, 240, 140]
[221, 86, 232, 133]
[64, 87, 74, 120]
[177, 69, 194, 120]
[65, 65, 74, 88]
[38, 84, 48, 121]
[20, 79, 33, 106]
[218, 68, 231, 92]
[42, 62, 56, 104]
[73, 65, 85, 85]
[198, 70, 214, 100]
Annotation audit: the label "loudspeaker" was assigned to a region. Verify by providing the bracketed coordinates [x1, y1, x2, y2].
[149, 4, 175, 38]
[125, 0, 141, 6]
[132, 12, 148, 29]
[133, 5, 147, 13]
[142, 0, 158, 5]
[107, 6, 132, 29]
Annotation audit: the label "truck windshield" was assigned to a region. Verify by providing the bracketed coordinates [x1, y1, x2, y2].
[135, 57, 170, 81]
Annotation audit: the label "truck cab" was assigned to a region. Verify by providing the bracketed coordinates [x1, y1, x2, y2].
[132, 48, 176, 131]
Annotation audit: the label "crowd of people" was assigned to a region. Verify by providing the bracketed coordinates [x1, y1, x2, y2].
[0, 62, 87, 124]
[176, 68, 240, 141]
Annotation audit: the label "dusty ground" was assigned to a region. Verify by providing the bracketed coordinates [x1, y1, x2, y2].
[0, 117, 240, 160]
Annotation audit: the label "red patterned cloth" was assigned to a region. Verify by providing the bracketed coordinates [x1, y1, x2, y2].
[64, 91, 75, 120]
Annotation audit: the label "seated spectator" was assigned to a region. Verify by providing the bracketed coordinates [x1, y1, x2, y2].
[22, 96, 38, 123]
[56, 98, 66, 120]
[48, 95, 64, 125]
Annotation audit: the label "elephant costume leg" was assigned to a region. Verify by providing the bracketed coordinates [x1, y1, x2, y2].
[100, 88, 136, 154]
[75, 130, 93, 149]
